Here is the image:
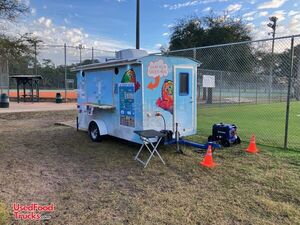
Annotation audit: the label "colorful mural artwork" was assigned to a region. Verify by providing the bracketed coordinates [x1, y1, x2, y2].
[147, 59, 168, 90]
[119, 83, 135, 127]
[121, 69, 140, 92]
[147, 76, 160, 90]
[156, 80, 174, 114]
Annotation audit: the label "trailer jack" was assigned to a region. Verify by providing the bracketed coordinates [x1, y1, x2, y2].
[164, 123, 221, 152]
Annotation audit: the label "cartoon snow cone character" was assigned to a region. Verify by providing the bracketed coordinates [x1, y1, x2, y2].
[121, 69, 140, 92]
[156, 80, 174, 114]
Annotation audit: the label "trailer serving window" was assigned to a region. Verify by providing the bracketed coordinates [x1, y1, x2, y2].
[179, 72, 189, 95]
[85, 70, 114, 106]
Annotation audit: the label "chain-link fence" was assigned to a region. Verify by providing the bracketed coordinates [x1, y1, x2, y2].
[2, 35, 299, 150]
[165, 35, 300, 150]
[0, 57, 9, 95]
[8, 44, 116, 90]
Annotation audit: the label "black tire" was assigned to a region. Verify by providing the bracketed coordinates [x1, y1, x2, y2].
[235, 136, 241, 144]
[208, 135, 214, 142]
[222, 139, 230, 147]
[88, 122, 102, 142]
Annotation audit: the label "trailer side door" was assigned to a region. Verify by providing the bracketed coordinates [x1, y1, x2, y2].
[174, 66, 196, 136]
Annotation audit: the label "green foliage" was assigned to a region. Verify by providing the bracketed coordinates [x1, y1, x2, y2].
[0, 202, 8, 225]
[0, 33, 35, 59]
[9, 56, 101, 89]
[169, 17, 205, 50]
[204, 15, 251, 45]
[274, 45, 300, 78]
[274, 45, 300, 100]
[0, 0, 33, 60]
[255, 44, 300, 78]
[168, 14, 254, 73]
[254, 43, 300, 100]
[0, 0, 29, 21]
[81, 59, 100, 65]
[169, 14, 251, 51]
[9, 56, 77, 89]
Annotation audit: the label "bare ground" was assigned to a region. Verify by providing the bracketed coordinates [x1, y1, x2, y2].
[0, 111, 299, 225]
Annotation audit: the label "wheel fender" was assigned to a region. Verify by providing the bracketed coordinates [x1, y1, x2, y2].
[91, 120, 108, 135]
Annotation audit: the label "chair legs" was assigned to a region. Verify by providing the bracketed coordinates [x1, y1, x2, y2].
[134, 137, 165, 168]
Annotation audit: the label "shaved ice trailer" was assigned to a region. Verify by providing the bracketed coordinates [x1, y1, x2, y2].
[74, 49, 207, 147]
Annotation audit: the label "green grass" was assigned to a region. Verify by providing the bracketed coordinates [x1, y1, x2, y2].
[0, 110, 300, 224]
[0, 202, 8, 225]
[197, 101, 300, 150]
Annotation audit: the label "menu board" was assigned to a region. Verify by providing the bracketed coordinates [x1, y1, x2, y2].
[119, 83, 135, 127]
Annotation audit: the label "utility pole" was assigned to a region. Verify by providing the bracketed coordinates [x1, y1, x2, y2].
[34, 42, 37, 75]
[267, 16, 278, 103]
[136, 0, 140, 49]
[92, 47, 94, 63]
[26, 37, 42, 75]
[268, 16, 277, 55]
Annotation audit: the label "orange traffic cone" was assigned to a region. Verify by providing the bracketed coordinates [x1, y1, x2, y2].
[200, 145, 217, 168]
[246, 134, 259, 154]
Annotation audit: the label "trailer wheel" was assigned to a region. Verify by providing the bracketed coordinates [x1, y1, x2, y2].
[235, 136, 241, 144]
[88, 122, 102, 142]
[221, 139, 230, 147]
[208, 135, 215, 142]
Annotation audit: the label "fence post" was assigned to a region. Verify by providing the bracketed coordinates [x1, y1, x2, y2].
[255, 73, 258, 104]
[7, 59, 9, 97]
[193, 48, 196, 60]
[34, 42, 37, 75]
[92, 47, 94, 63]
[78, 44, 83, 65]
[64, 43, 67, 103]
[268, 37, 275, 104]
[219, 71, 222, 106]
[284, 36, 294, 149]
[238, 74, 241, 104]
[193, 48, 200, 104]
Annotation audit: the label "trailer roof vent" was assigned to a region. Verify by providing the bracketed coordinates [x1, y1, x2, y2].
[116, 49, 148, 60]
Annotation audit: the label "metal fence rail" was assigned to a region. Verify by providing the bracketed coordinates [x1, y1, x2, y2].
[1, 35, 299, 150]
[165, 34, 300, 150]
[7, 44, 116, 92]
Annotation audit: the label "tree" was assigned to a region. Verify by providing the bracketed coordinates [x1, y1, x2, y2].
[168, 13, 254, 102]
[0, 0, 32, 60]
[169, 17, 205, 50]
[0, 0, 41, 76]
[0, 0, 28, 21]
[81, 59, 100, 65]
[9, 57, 78, 89]
[168, 14, 254, 73]
[169, 13, 251, 51]
[0, 33, 34, 59]
[203, 14, 251, 46]
[272, 45, 300, 100]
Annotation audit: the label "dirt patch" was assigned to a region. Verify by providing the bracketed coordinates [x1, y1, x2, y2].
[0, 111, 299, 224]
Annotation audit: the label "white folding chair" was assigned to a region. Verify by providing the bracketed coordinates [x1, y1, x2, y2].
[134, 130, 166, 168]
